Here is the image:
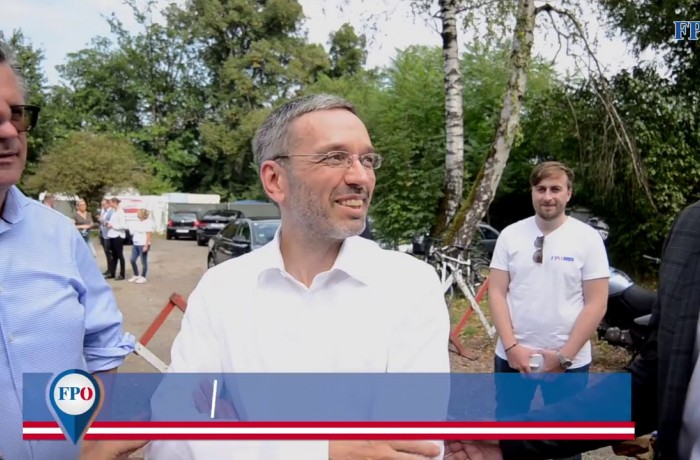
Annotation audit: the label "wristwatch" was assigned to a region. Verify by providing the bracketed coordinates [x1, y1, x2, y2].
[556, 351, 573, 370]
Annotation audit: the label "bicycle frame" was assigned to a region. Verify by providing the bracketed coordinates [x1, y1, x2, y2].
[431, 246, 496, 339]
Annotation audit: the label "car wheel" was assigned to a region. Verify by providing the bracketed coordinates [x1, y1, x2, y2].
[166, 234, 172, 240]
[207, 254, 216, 269]
[197, 239, 206, 247]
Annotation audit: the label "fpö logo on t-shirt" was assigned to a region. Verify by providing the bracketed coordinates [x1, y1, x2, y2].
[551, 256, 575, 262]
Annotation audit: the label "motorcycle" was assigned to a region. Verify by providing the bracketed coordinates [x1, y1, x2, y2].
[598, 264, 656, 360]
[588, 218, 657, 361]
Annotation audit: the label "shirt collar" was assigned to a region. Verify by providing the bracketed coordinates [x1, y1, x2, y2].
[1, 186, 29, 225]
[256, 229, 375, 286]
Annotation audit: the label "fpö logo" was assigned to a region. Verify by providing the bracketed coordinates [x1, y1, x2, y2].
[47, 369, 104, 444]
[674, 21, 700, 40]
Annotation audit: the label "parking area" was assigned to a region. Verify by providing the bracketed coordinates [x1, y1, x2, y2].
[100, 237, 210, 372]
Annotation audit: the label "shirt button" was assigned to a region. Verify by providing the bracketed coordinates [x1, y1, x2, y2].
[8, 333, 15, 343]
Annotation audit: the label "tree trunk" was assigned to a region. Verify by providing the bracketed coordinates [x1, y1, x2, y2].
[432, 0, 464, 237]
[445, 0, 536, 248]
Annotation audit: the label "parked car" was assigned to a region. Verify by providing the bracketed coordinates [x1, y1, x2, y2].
[196, 209, 242, 246]
[473, 222, 500, 259]
[166, 211, 200, 240]
[207, 217, 281, 268]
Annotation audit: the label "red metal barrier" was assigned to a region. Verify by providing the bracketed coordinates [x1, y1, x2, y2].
[134, 292, 188, 372]
[449, 277, 489, 359]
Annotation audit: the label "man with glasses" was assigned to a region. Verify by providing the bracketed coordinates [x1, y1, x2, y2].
[145, 94, 450, 459]
[0, 42, 134, 459]
[486, 162, 609, 446]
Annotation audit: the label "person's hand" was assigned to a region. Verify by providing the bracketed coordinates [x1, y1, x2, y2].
[329, 440, 441, 459]
[143, 244, 149, 253]
[79, 440, 147, 460]
[444, 441, 502, 460]
[540, 349, 565, 373]
[505, 344, 535, 373]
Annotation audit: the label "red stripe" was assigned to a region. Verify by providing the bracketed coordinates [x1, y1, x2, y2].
[23, 421, 635, 429]
[23, 433, 634, 441]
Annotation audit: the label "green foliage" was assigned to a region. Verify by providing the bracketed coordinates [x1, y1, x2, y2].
[165, 0, 332, 196]
[22, 132, 162, 207]
[328, 23, 367, 78]
[517, 67, 700, 270]
[599, 0, 700, 92]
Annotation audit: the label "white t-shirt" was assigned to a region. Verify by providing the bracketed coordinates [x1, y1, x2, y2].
[490, 216, 610, 368]
[146, 234, 450, 459]
[130, 219, 154, 246]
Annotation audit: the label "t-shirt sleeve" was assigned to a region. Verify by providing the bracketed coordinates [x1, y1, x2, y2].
[490, 229, 510, 272]
[582, 230, 610, 280]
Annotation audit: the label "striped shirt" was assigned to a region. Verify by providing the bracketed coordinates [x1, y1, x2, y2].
[0, 186, 135, 459]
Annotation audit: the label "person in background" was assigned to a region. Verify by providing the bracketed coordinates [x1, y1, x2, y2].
[0, 40, 134, 460]
[487, 161, 609, 460]
[128, 208, 153, 284]
[98, 198, 114, 275]
[106, 197, 127, 280]
[72, 198, 94, 243]
[41, 192, 55, 208]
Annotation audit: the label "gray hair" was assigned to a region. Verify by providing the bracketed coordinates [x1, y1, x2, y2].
[252, 94, 357, 168]
[0, 41, 28, 98]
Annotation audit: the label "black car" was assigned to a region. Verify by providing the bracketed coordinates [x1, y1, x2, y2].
[196, 209, 242, 246]
[207, 218, 280, 268]
[166, 211, 199, 240]
[473, 222, 500, 259]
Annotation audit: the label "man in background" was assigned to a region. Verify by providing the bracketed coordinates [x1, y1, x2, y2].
[41, 192, 55, 208]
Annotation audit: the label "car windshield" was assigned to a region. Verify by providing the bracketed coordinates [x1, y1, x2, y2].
[173, 213, 197, 220]
[205, 210, 239, 218]
[252, 221, 280, 245]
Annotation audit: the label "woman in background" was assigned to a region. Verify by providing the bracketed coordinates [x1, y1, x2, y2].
[129, 208, 153, 284]
[72, 198, 96, 257]
[72, 198, 93, 243]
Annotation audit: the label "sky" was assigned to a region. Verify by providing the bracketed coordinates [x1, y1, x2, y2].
[2, 0, 661, 86]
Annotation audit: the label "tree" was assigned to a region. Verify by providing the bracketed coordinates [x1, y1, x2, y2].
[599, 0, 700, 92]
[165, 0, 332, 198]
[446, 0, 537, 247]
[23, 132, 165, 207]
[328, 23, 368, 78]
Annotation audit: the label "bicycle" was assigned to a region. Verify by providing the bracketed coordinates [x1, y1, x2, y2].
[422, 239, 496, 339]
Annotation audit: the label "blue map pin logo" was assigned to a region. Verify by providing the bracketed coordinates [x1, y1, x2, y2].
[48, 369, 104, 444]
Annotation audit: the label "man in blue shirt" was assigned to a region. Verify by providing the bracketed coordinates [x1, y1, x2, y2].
[0, 42, 135, 459]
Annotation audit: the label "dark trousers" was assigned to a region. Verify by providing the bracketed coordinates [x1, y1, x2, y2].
[99, 234, 113, 270]
[108, 236, 125, 277]
[494, 356, 589, 460]
[130, 245, 149, 277]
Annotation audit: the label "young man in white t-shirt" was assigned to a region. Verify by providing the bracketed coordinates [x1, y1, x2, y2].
[488, 162, 609, 430]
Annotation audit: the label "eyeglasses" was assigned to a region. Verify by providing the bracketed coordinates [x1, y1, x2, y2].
[6, 105, 40, 133]
[533, 236, 544, 264]
[273, 151, 383, 170]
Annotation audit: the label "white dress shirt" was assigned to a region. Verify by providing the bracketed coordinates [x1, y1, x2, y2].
[107, 208, 127, 239]
[146, 233, 450, 459]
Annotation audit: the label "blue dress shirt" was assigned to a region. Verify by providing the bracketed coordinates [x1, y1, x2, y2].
[0, 186, 135, 459]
